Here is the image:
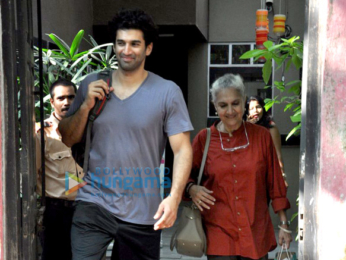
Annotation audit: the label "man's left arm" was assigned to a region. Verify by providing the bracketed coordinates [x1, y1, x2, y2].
[153, 131, 192, 230]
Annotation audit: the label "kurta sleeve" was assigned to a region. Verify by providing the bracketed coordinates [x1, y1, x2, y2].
[266, 133, 290, 213]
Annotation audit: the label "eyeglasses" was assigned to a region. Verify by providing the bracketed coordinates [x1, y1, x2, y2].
[218, 121, 250, 152]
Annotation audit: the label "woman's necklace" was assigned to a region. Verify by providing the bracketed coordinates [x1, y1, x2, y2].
[217, 122, 233, 137]
[217, 121, 250, 152]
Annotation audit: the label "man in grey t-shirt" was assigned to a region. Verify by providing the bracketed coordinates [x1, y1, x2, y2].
[59, 8, 193, 260]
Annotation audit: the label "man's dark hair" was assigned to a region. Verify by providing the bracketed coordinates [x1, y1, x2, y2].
[109, 8, 158, 46]
[49, 78, 77, 98]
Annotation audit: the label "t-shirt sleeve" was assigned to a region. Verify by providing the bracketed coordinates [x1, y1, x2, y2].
[164, 86, 193, 136]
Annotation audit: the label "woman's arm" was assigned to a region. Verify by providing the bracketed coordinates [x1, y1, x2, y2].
[185, 129, 216, 210]
[277, 209, 293, 248]
[269, 124, 288, 187]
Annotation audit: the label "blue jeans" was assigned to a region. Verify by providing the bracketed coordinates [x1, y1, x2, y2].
[71, 201, 161, 260]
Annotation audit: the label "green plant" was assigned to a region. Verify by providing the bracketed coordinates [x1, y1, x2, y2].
[34, 29, 118, 120]
[240, 36, 303, 140]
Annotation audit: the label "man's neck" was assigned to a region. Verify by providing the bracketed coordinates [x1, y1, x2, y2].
[114, 68, 148, 88]
[52, 112, 62, 121]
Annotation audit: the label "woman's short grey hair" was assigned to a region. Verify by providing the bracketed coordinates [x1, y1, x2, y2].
[210, 73, 246, 103]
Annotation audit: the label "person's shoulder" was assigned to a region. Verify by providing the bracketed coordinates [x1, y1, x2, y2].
[198, 128, 208, 137]
[81, 71, 100, 84]
[35, 120, 53, 133]
[75, 71, 106, 95]
[269, 120, 276, 127]
[147, 71, 180, 92]
[193, 128, 208, 144]
[78, 71, 108, 90]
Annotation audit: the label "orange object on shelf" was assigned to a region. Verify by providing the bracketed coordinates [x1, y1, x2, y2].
[256, 28, 268, 46]
[256, 44, 266, 63]
[256, 9, 268, 29]
[273, 14, 286, 36]
[255, 9, 269, 63]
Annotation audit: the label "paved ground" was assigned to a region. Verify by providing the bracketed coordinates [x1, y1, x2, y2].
[160, 202, 298, 260]
[106, 202, 298, 259]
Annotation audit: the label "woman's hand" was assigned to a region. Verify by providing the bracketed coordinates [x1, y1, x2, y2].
[278, 226, 292, 249]
[247, 114, 259, 124]
[189, 185, 216, 211]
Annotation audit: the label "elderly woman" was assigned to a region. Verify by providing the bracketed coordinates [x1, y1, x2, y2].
[185, 74, 292, 260]
[246, 96, 287, 187]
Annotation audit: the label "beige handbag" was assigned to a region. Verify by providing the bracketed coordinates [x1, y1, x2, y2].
[170, 128, 211, 257]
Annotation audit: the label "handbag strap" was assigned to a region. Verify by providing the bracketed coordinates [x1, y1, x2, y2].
[197, 128, 211, 186]
[278, 243, 292, 259]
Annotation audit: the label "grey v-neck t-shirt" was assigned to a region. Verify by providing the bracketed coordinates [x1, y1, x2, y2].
[67, 71, 193, 224]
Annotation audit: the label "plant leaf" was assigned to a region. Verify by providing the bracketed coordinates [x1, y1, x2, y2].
[290, 112, 301, 123]
[35, 94, 51, 108]
[281, 96, 289, 102]
[106, 45, 113, 61]
[286, 80, 301, 86]
[72, 59, 92, 82]
[262, 59, 272, 84]
[264, 100, 275, 111]
[239, 49, 265, 59]
[286, 123, 301, 140]
[290, 212, 298, 222]
[70, 30, 85, 58]
[48, 33, 71, 57]
[288, 82, 301, 95]
[53, 59, 74, 76]
[70, 43, 113, 70]
[263, 41, 274, 49]
[292, 53, 302, 70]
[89, 35, 99, 47]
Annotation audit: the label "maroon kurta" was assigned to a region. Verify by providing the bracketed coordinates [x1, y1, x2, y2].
[189, 122, 290, 259]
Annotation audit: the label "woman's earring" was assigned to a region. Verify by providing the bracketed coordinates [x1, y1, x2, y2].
[215, 111, 218, 115]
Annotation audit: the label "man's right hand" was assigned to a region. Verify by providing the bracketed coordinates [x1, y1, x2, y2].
[59, 79, 114, 147]
[82, 79, 114, 110]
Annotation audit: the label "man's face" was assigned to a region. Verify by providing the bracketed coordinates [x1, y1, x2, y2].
[114, 29, 153, 72]
[50, 85, 76, 120]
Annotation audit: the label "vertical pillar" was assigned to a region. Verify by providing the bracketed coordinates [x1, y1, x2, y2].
[301, 0, 346, 259]
[0, 82, 3, 260]
[0, 0, 22, 259]
[17, 0, 36, 258]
